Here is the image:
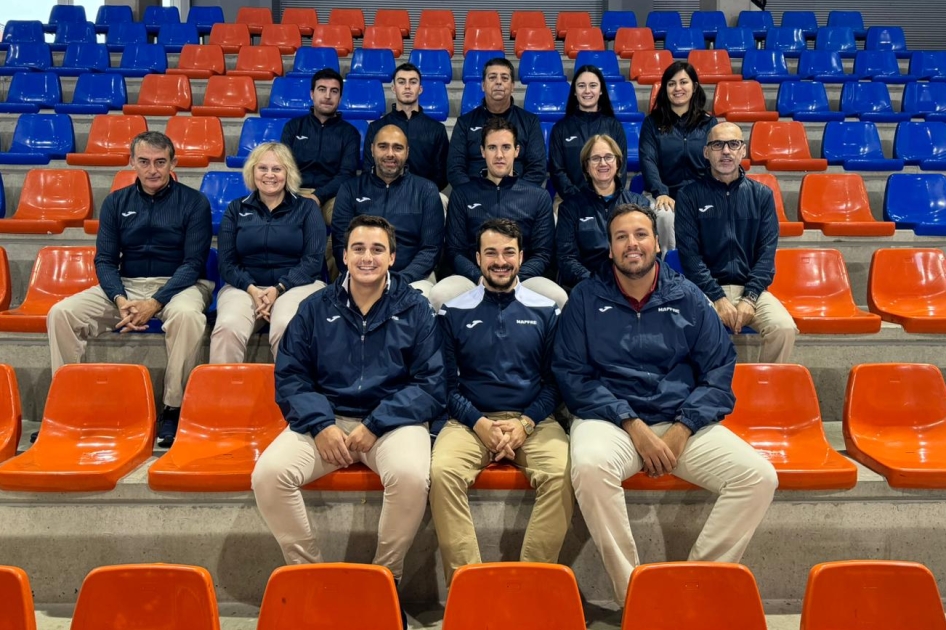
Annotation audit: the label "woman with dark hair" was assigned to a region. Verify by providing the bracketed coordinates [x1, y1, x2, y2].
[548, 65, 628, 200]
[639, 61, 717, 230]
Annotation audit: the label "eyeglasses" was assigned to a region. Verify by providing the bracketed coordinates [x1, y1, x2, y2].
[589, 154, 617, 165]
[706, 140, 746, 152]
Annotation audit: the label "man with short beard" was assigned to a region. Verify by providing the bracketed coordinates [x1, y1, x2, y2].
[552, 203, 777, 606]
[431, 218, 572, 587]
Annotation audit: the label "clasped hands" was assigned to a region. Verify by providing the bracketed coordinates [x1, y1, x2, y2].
[114, 296, 162, 333]
[248, 285, 280, 322]
[622, 418, 692, 478]
[714, 296, 755, 334]
[315, 424, 378, 467]
[474, 416, 532, 462]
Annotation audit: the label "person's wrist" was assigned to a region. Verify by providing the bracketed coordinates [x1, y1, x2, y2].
[742, 291, 759, 307]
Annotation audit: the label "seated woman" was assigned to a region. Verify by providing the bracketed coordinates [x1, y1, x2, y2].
[556, 134, 663, 290]
[210, 142, 326, 363]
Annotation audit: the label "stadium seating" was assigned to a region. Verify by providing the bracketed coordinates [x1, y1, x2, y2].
[600, 11, 637, 40]
[622, 121, 641, 170]
[280, 8, 318, 38]
[419, 10, 456, 39]
[375, 9, 411, 38]
[691, 11, 727, 40]
[236, 7, 274, 36]
[409, 49, 453, 83]
[768, 249, 882, 334]
[0, 248, 9, 308]
[462, 50, 504, 83]
[608, 82, 645, 122]
[868, 248, 946, 333]
[564, 28, 606, 59]
[466, 10, 501, 33]
[260, 77, 312, 118]
[884, 173, 946, 235]
[44, 5, 87, 34]
[200, 172, 252, 232]
[687, 50, 740, 83]
[844, 364, 946, 488]
[105, 22, 147, 52]
[893, 121, 946, 168]
[715, 27, 756, 58]
[510, 12, 547, 40]
[525, 82, 570, 121]
[776, 81, 845, 122]
[227, 118, 290, 168]
[822, 121, 905, 171]
[167, 44, 226, 79]
[94, 5, 133, 34]
[289, 47, 341, 78]
[51, 42, 111, 76]
[645, 11, 683, 40]
[742, 50, 794, 83]
[164, 116, 226, 167]
[840, 82, 912, 123]
[0, 365, 19, 463]
[192, 75, 258, 118]
[464, 27, 505, 56]
[123, 74, 192, 116]
[746, 172, 805, 236]
[910, 51, 946, 81]
[419, 80, 450, 121]
[749, 121, 827, 171]
[765, 27, 807, 58]
[460, 83, 485, 115]
[50, 21, 97, 53]
[902, 82, 946, 121]
[185, 6, 225, 37]
[515, 27, 556, 58]
[1, 20, 46, 49]
[109, 43, 167, 77]
[815, 27, 858, 58]
[0, 169, 92, 234]
[259, 25, 303, 55]
[555, 12, 592, 40]
[228, 45, 284, 81]
[329, 8, 366, 38]
[738, 10, 775, 39]
[156, 23, 199, 54]
[0, 43, 53, 75]
[208, 23, 252, 54]
[828, 10, 867, 39]
[0, 72, 61, 114]
[0, 113, 75, 165]
[348, 48, 397, 82]
[713, 81, 779, 123]
[866, 25, 911, 59]
[797, 51, 856, 83]
[71, 564, 218, 630]
[414, 27, 455, 58]
[782, 11, 819, 39]
[664, 28, 706, 57]
[614, 27, 656, 59]
[854, 50, 917, 83]
[337, 78, 386, 119]
[574, 51, 622, 82]
[142, 6, 181, 36]
[629, 50, 672, 84]
[799, 174, 896, 236]
[444, 564, 584, 630]
[66, 114, 147, 166]
[363, 26, 404, 58]
[0, 566, 34, 630]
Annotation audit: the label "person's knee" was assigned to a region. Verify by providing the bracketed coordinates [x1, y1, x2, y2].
[380, 461, 430, 495]
[251, 454, 297, 495]
[429, 453, 470, 493]
[569, 444, 619, 488]
[163, 303, 207, 333]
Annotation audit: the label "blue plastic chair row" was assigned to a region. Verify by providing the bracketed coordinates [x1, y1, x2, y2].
[743, 49, 922, 84]
[522, 81, 643, 122]
[0, 114, 75, 165]
[884, 174, 946, 235]
[0, 42, 168, 77]
[775, 80, 946, 122]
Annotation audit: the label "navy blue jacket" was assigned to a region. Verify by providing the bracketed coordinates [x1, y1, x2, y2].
[275, 272, 446, 437]
[363, 106, 450, 190]
[281, 111, 361, 202]
[447, 100, 547, 188]
[445, 175, 555, 282]
[438, 284, 560, 429]
[639, 112, 717, 199]
[551, 263, 736, 434]
[95, 179, 211, 306]
[331, 171, 444, 283]
[548, 111, 627, 199]
[675, 171, 779, 303]
[217, 191, 325, 291]
[556, 184, 651, 288]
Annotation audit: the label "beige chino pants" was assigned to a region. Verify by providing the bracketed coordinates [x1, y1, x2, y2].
[721, 285, 797, 364]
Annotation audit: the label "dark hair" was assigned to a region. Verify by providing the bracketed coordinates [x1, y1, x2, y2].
[476, 218, 523, 251]
[130, 131, 175, 160]
[607, 204, 659, 241]
[566, 65, 615, 117]
[394, 62, 422, 81]
[651, 61, 710, 133]
[482, 57, 515, 82]
[311, 67, 344, 93]
[345, 214, 397, 253]
[480, 116, 518, 148]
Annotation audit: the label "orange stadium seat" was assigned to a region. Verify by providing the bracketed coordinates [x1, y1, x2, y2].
[0, 248, 9, 312]
[749, 121, 829, 171]
[258, 564, 400, 630]
[235, 7, 273, 36]
[414, 27, 455, 57]
[281, 8, 318, 37]
[510, 12, 546, 39]
[310, 25, 354, 57]
[746, 173, 806, 237]
[688, 50, 741, 82]
[515, 27, 556, 57]
[0, 246, 95, 332]
[375, 9, 410, 38]
[556, 12, 593, 39]
[329, 9, 366, 38]
[564, 27, 606, 59]
[0, 364, 22, 463]
[869, 248, 946, 333]
[801, 561, 946, 630]
[769, 249, 882, 334]
[228, 45, 284, 81]
[615, 27, 656, 59]
[629, 49, 672, 84]
[167, 44, 225, 79]
[122, 73, 191, 116]
[0, 364, 154, 491]
[82, 220, 98, 234]
[713, 80, 779, 122]
[259, 24, 302, 55]
[624, 563, 767, 630]
[420, 10, 456, 39]
[444, 564, 585, 630]
[0, 566, 35, 630]
[0, 169, 92, 234]
[66, 113, 147, 166]
[72, 564, 219, 630]
[464, 27, 504, 55]
[799, 173, 895, 236]
[466, 10, 501, 32]
[208, 23, 251, 54]
[164, 116, 225, 167]
[192, 75, 258, 117]
[364, 26, 404, 58]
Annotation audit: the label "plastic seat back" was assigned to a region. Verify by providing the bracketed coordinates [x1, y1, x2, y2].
[260, 24, 302, 55]
[236, 7, 274, 36]
[622, 121, 642, 170]
[0, 43, 52, 73]
[840, 82, 909, 123]
[408, 49, 453, 83]
[348, 48, 397, 82]
[310, 25, 354, 57]
[192, 75, 258, 118]
[742, 49, 793, 83]
[105, 22, 147, 52]
[419, 80, 450, 122]
[690, 11, 727, 39]
[574, 51, 622, 82]
[329, 8, 366, 38]
[515, 27, 556, 58]
[414, 26, 454, 58]
[0, 566, 35, 630]
[113, 42, 167, 77]
[798, 51, 853, 82]
[94, 5, 133, 34]
[624, 563, 767, 630]
[227, 117, 290, 168]
[777, 81, 844, 122]
[461, 49, 503, 82]
[168, 44, 225, 79]
[2, 21, 45, 47]
[0, 113, 75, 165]
[54, 42, 111, 76]
[510, 12, 547, 39]
[782, 11, 818, 38]
[72, 564, 218, 630]
[629, 49, 672, 84]
[186, 6, 225, 36]
[749, 121, 827, 171]
[903, 82, 946, 120]
[66, 114, 146, 167]
[822, 121, 904, 170]
[910, 51, 946, 81]
[164, 116, 226, 167]
[54, 72, 126, 116]
[799, 173, 894, 236]
[713, 80, 778, 122]
[260, 76, 313, 118]
[0, 247, 8, 308]
[461, 82, 485, 114]
[374, 9, 410, 38]
[564, 27, 605, 59]
[884, 173, 946, 234]
[45, 5, 87, 32]
[156, 23, 199, 53]
[867, 25, 909, 57]
[466, 10, 502, 33]
[51, 21, 96, 52]
[0, 248, 93, 332]
[687, 49, 740, 83]
[0, 169, 92, 235]
[854, 50, 913, 83]
[281, 8, 318, 37]
[614, 27, 655, 59]
[525, 81, 570, 121]
[664, 27, 705, 58]
[0, 72, 62, 113]
[737, 10, 775, 38]
[143, 6, 181, 35]
[228, 45, 284, 81]
[894, 121, 946, 167]
[338, 78, 387, 119]
[201, 172, 252, 228]
[464, 27, 504, 56]
[123, 73, 191, 116]
[745, 172, 804, 236]
[288, 47, 340, 78]
[828, 11, 866, 38]
[0, 363, 22, 462]
[363, 26, 404, 58]
[815, 27, 857, 58]
[646, 11, 683, 39]
[208, 23, 251, 54]
[444, 563, 585, 630]
[419, 10, 456, 39]
[868, 248, 946, 332]
[715, 27, 756, 58]
[555, 12, 593, 39]
[608, 82, 644, 122]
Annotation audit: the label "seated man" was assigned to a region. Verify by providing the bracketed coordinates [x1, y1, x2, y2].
[252, 215, 445, 611]
[552, 203, 777, 606]
[675, 122, 797, 363]
[332, 125, 444, 297]
[431, 218, 573, 586]
[432, 117, 565, 311]
[47, 131, 213, 448]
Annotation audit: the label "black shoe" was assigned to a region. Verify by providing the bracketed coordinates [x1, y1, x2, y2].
[29, 430, 38, 444]
[157, 406, 180, 447]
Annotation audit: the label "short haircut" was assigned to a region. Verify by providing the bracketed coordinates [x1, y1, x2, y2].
[580, 134, 624, 182]
[311, 67, 344, 93]
[607, 203, 659, 241]
[480, 116, 518, 149]
[242, 142, 302, 196]
[566, 65, 615, 117]
[476, 218, 523, 251]
[345, 214, 397, 254]
[482, 57, 515, 82]
[130, 131, 175, 160]
[393, 62, 422, 81]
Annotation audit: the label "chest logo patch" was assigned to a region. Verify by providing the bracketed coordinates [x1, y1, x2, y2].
[121, 211, 136, 217]
[470, 126, 483, 132]
[565, 136, 578, 142]
[239, 212, 252, 217]
[356, 197, 371, 203]
[579, 217, 594, 222]
[467, 203, 482, 210]
[465, 320, 483, 329]
[295, 135, 308, 140]
[326, 315, 341, 323]
[699, 205, 714, 213]
[598, 306, 613, 313]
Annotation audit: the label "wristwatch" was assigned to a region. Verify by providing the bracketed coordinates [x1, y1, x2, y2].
[519, 418, 535, 436]
[742, 291, 759, 306]
[276, 283, 287, 296]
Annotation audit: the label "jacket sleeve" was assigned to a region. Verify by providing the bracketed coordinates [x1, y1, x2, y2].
[152, 192, 212, 306]
[555, 196, 591, 286]
[447, 121, 472, 188]
[399, 184, 445, 283]
[519, 192, 554, 280]
[315, 125, 360, 203]
[440, 309, 485, 428]
[432, 122, 450, 191]
[675, 187, 726, 302]
[520, 114, 549, 187]
[551, 291, 637, 424]
[330, 182, 356, 277]
[217, 200, 256, 291]
[744, 187, 779, 297]
[362, 120, 377, 176]
[639, 116, 669, 198]
[523, 309, 561, 423]
[275, 304, 337, 436]
[445, 190, 481, 282]
[363, 302, 446, 436]
[278, 198, 326, 289]
[548, 121, 578, 198]
[94, 193, 126, 302]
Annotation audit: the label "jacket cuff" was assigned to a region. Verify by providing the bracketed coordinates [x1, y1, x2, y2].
[299, 419, 333, 438]
[459, 406, 483, 429]
[362, 415, 384, 436]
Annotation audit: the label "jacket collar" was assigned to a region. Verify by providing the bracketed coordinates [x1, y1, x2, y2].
[241, 190, 299, 215]
[368, 169, 408, 188]
[135, 177, 175, 200]
[590, 260, 686, 309]
[388, 104, 425, 119]
[704, 168, 747, 192]
[478, 97, 517, 117]
[477, 170, 519, 187]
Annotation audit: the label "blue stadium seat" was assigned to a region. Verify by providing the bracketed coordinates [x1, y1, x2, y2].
[94, 5, 133, 35]
[44, 5, 87, 34]
[827, 11, 866, 39]
[541, 121, 554, 156]
[841, 82, 912, 123]
[822, 121, 905, 171]
[418, 80, 449, 121]
[408, 49, 453, 83]
[742, 50, 794, 83]
[143, 6, 182, 36]
[781, 11, 818, 39]
[0, 43, 52, 76]
[573, 51, 622, 82]
[663, 249, 682, 273]
[910, 51, 946, 82]
[714, 28, 756, 58]
[737, 10, 774, 39]
[461, 83, 485, 114]
[200, 172, 251, 235]
[0, 72, 62, 113]
[608, 81, 644, 122]
[601, 11, 637, 41]
[765, 27, 807, 58]
[797, 51, 856, 83]
[226, 118, 291, 168]
[664, 28, 705, 58]
[105, 22, 148, 53]
[0, 173, 5, 218]
[854, 51, 917, 84]
[0, 114, 75, 165]
[815, 27, 857, 59]
[288, 47, 341, 78]
[260, 77, 312, 118]
[51, 43, 111, 76]
[525, 81, 570, 121]
[518, 51, 566, 84]
[622, 121, 642, 170]
[186, 6, 225, 37]
[777, 81, 845, 122]
[1, 21, 45, 51]
[645, 12, 682, 40]
[347, 48, 396, 82]
[866, 26, 911, 59]
[51, 21, 96, 53]
[462, 50, 504, 83]
[157, 23, 200, 54]
[337, 78, 386, 119]
[893, 122, 946, 169]
[902, 82, 946, 122]
[55, 72, 127, 115]
[690, 11, 727, 41]
[108, 43, 167, 78]
[349, 119, 370, 169]
[884, 173, 946, 235]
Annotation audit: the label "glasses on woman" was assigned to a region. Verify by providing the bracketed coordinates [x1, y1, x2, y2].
[589, 154, 617, 165]
[706, 140, 746, 152]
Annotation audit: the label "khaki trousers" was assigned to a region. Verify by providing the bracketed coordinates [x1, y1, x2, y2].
[209, 281, 326, 363]
[251, 419, 431, 579]
[429, 414, 574, 586]
[46, 278, 213, 408]
[722, 285, 797, 364]
[570, 418, 777, 605]
[428, 275, 569, 312]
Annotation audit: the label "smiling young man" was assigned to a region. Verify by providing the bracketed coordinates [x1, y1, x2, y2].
[552, 203, 777, 606]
